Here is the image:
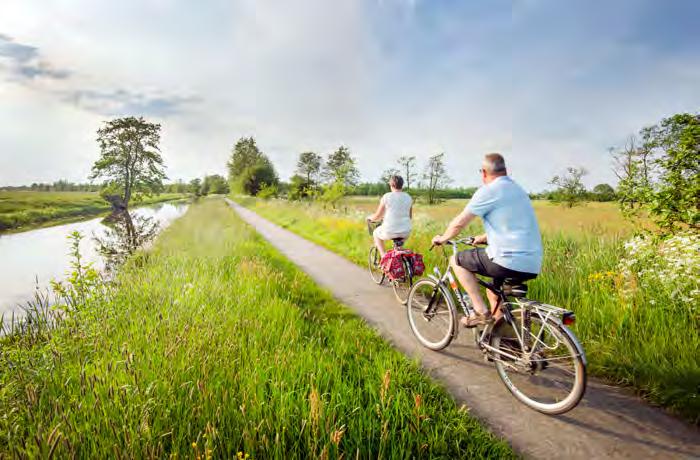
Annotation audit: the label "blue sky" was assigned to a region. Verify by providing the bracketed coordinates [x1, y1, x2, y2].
[0, 0, 698, 191]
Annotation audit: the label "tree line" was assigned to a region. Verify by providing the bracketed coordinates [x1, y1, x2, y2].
[6, 111, 695, 232]
[227, 140, 457, 205]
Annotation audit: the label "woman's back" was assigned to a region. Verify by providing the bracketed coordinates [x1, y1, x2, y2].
[382, 191, 412, 235]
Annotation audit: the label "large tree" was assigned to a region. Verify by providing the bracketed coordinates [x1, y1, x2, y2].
[296, 151, 323, 185]
[90, 116, 167, 208]
[323, 146, 359, 187]
[612, 113, 699, 231]
[397, 155, 417, 190]
[423, 153, 450, 204]
[227, 137, 279, 195]
[549, 167, 588, 208]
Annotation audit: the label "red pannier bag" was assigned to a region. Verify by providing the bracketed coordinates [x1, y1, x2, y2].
[411, 252, 425, 277]
[380, 249, 406, 280]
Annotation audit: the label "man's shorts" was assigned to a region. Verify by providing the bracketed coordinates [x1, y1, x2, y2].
[456, 248, 537, 286]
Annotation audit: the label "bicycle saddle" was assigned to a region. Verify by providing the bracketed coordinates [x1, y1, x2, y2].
[502, 278, 529, 297]
[392, 238, 405, 247]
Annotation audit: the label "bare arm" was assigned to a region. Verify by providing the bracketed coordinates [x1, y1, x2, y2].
[368, 201, 386, 222]
[432, 209, 477, 245]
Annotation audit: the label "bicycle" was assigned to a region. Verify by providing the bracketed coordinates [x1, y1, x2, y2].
[406, 238, 587, 415]
[367, 219, 415, 304]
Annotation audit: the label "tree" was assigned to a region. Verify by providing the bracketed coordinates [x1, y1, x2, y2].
[188, 178, 203, 196]
[397, 155, 417, 190]
[423, 153, 450, 205]
[549, 167, 588, 208]
[591, 183, 616, 201]
[239, 161, 278, 196]
[227, 137, 279, 195]
[296, 151, 323, 186]
[610, 136, 652, 211]
[90, 116, 167, 208]
[202, 174, 230, 195]
[639, 113, 699, 230]
[323, 146, 359, 187]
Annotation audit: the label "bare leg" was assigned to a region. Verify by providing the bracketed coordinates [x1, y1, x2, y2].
[374, 234, 387, 257]
[450, 255, 489, 315]
[486, 289, 501, 317]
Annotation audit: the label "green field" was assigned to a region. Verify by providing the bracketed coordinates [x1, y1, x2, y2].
[0, 191, 187, 232]
[239, 196, 700, 424]
[0, 198, 514, 458]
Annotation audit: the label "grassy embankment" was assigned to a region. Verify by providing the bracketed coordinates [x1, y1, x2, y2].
[0, 191, 187, 232]
[0, 198, 514, 458]
[239, 196, 699, 424]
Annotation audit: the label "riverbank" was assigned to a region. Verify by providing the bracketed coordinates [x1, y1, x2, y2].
[0, 191, 188, 233]
[0, 198, 514, 457]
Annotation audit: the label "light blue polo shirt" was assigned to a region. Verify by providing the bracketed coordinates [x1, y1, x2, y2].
[466, 176, 542, 274]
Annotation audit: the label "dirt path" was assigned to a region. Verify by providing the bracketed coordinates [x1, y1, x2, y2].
[226, 198, 700, 459]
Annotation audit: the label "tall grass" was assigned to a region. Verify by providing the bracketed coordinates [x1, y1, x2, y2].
[240, 197, 700, 424]
[0, 198, 514, 458]
[0, 191, 186, 232]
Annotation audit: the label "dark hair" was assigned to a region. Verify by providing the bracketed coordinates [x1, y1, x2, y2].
[389, 175, 404, 189]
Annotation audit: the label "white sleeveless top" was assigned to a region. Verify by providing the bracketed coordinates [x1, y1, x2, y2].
[381, 191, 412, 235]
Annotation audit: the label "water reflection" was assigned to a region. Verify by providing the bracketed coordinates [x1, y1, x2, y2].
[95, 210, 160, 274]
[0, 202, 188, 317]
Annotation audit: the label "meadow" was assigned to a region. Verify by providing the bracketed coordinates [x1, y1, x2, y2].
[0, 198, 514, 458]
[239, 196, 700, 424]
[0, 191, 186, 232]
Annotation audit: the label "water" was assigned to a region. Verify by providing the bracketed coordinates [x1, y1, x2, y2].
[0, 202, 189, 317]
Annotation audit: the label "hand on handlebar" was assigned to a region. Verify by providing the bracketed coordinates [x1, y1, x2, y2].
[430, 235, 444, 251]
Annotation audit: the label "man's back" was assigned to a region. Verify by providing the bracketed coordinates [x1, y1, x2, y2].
[466, 176, 542, 274]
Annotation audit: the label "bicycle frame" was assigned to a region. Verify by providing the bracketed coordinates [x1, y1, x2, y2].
[424, 239, 564, 362]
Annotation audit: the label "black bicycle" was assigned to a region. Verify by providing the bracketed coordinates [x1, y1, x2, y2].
[367, 219, 415, 304]
[406, 237, 587, 414]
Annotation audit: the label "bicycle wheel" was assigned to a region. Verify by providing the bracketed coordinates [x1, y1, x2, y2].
[392, 257, 413, 305]
[368, 246, 385, 285]
[491, 309, 587, 414]
[407, 278, 457, 350]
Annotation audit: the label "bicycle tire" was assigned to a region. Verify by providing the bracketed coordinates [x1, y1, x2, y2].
[406, 278, 457, 350]
[368, 245, 385, 285]
[392, 257, 413, 305]
[491, 309, 587, 415]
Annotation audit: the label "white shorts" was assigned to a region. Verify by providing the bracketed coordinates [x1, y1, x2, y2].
[373, 225, 409, 241]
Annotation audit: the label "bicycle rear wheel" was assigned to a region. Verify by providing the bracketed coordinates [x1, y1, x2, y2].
[407, 279, 457, 350]
[392, 257, 413, 304]
[368, 246, 385, 285]
[491, 309, 587, 414]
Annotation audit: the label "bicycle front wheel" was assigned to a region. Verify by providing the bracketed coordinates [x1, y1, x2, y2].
[406, 279, 457, 350]
[368, 246, 385, 285]
[491, 309, 587, 414]
[392, 257, 413, 305]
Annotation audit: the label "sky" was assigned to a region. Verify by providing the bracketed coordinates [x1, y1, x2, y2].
[0, 0, 698, 191]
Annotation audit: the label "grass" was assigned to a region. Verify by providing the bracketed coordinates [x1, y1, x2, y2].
[238, 196, 700, 424]
[0, 191, 187, 232]
[0, 198, 515, 458]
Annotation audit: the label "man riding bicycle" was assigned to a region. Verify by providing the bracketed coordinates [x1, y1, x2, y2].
[431, 153, 542, 328]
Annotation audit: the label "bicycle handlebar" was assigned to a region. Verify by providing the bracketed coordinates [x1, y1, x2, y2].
[429, 236, 479, 252]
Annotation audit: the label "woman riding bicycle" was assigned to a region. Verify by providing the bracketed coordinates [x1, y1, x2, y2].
[367, 175, 413, 257]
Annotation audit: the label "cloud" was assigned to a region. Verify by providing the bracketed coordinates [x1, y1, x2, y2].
[66, 89, 200, 117]
[0, 34, 70, 81]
